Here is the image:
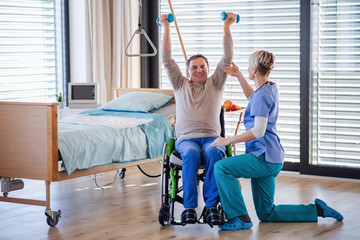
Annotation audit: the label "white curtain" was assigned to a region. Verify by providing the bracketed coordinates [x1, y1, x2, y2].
[69, 0, 140, 105]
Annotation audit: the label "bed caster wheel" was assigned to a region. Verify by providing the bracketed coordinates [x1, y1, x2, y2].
[46, 215, 59, 227]
[158, 204, 170, 226]
[45, 209, 61, 227]
[119, 168, 126, 179]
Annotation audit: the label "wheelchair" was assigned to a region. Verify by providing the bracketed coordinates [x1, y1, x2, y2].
[158, 107, 233, 226]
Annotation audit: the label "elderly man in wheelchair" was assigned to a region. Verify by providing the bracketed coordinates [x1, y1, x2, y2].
[159, 107, 233, 227]
[158, 11, 236, 227]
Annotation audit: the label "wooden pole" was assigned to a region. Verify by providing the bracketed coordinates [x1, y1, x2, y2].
[167, 0, 188, 62]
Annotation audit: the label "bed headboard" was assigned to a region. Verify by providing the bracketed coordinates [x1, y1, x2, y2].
[113, 88, 175, 103]
[0, 102, 58, 181]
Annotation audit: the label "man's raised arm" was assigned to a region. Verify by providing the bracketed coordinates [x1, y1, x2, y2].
[212, 12, 237, 88]
[159, 14, 185, 91]
[159, 14, 171, 51]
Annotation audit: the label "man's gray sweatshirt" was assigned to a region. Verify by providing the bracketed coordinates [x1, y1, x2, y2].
[162, 35, 233, 141]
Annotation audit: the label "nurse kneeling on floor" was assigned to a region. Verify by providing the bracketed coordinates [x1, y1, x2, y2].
[211, 50, 343, 231]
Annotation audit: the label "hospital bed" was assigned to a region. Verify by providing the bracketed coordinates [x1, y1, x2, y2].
[0, 88, 175, 227]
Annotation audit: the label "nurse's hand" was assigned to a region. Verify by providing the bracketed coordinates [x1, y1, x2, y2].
[224, 62, 241, 77]
[211, 137, 231, 147]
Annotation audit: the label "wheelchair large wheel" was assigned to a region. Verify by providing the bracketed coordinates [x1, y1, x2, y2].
[160, 139, 174, 205]
[158, 204, 170, 226]
[160, 142, 169, 205]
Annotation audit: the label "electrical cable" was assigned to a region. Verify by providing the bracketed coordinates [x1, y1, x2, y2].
[93, 170, 118, 190]
[137, 165, 161, 178]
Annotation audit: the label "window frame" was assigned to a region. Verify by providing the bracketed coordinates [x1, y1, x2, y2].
[299, 0, 360, 179]
[60, 0, 71, 105]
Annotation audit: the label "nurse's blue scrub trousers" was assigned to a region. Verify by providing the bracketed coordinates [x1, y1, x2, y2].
[214, 153, 318, 222]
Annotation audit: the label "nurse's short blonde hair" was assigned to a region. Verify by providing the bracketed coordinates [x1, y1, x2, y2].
[249, 50, 275, 77]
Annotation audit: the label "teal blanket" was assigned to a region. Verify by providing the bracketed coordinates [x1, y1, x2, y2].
[58, 109, 174, 175]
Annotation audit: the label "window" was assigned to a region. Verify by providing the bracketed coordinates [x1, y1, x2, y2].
[0, 0, 64, 102]
[310, 0, 360, 169]
[160, 0, 301, 163]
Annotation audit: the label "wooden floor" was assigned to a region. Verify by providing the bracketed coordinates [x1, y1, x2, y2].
[1, 162, 359, 240]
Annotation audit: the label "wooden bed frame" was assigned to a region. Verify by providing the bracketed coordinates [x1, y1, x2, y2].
[0, 88, 174, 226]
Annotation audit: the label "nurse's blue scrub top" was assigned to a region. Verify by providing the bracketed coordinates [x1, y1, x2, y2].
[243, 82, 285, 164]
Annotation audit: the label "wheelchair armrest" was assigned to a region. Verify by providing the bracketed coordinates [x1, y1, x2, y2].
[166, 137, 176, 157]
[225, 144, 232, 157]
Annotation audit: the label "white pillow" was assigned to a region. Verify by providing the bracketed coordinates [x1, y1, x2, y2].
[102, 92, 174, 113]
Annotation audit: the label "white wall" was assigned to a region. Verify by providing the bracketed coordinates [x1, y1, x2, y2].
[68, 0, 141, 91]
[128, 1, 141, 88]
[69, 0, 92, 83]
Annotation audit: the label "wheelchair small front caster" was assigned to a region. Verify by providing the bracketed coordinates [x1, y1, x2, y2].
[118, 168, 126, 179]
[158, 204, 170, 226]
